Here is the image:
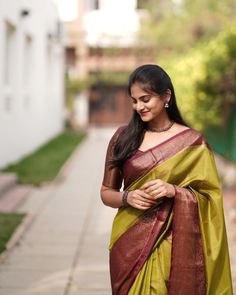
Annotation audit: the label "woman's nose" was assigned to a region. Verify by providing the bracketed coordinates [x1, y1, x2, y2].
[136, 101, 145, 111]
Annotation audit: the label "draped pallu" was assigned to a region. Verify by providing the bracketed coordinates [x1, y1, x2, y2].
[103, 128, 233, 295]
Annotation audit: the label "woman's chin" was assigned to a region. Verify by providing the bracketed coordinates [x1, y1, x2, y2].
[140, 116, 152, 122]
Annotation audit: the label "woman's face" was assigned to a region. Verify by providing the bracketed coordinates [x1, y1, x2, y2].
[130, 83, 169, 122]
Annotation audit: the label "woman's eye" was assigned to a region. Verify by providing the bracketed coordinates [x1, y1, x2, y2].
[143, 97, 150, 103]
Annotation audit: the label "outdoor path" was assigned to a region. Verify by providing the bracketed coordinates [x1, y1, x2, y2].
[0, 127, 235, 295]
[0, 127, 117, 295]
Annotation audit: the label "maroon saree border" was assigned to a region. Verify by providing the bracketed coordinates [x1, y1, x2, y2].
[123, 128, 208, 189]
[110, 188, 206, 295]
[168, 186, 206, 295]
[138, 128, 192, 153]
[106, 127, 207, 293]
[110, 199, 173, 295]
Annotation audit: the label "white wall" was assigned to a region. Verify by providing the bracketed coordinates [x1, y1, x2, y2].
[0, 0, 65, 168]
[84, 0, 144, 47]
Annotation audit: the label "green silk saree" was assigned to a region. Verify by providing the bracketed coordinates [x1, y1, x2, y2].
[103, 128, 233, 295]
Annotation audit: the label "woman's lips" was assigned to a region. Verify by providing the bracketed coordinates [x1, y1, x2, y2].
[140, 111, 150, 116]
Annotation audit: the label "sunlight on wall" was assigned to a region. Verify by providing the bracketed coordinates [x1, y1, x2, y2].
[53, 0, 78, 21]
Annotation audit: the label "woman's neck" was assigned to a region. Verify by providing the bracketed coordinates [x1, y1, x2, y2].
[148, 115, 172, 130]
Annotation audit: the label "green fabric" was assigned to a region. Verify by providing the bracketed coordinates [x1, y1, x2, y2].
[110, 144, 233, 294]
[129, 234, 172, 295]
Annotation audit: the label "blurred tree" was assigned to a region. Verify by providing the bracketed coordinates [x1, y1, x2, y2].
[138, 1, 236, 161]
[196, 27, 236, 125]
[163, 27, 236, 130]
[139, 0, 236, 56]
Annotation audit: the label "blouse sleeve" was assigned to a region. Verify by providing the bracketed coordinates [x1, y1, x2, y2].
[102, 127, 125, 190]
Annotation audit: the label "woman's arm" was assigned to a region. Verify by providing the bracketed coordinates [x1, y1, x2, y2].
[101, 127, 156, 210]
[100, 185, 123, 208]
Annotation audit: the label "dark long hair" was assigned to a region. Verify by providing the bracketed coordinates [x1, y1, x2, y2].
[111, 64, 188, 167]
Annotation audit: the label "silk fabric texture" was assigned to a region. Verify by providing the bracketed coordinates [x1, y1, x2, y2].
[103, 127, 233, 295]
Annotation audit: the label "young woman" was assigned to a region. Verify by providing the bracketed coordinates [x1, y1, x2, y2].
[100, 64, 233, 295]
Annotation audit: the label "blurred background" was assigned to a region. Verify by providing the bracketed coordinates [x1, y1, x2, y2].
[0, 0, 236, 172]
[0, 0, 235, 293]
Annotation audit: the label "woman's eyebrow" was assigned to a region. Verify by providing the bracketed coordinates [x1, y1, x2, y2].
[130, 94, 149, 100]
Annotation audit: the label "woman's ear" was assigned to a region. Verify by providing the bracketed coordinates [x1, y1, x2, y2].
[165, 89, 171, 103]
[166, 89, 171, 98]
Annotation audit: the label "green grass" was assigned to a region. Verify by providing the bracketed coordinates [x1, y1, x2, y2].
[1, 130, 86, 186]
[0, 130, 85, 253]
[0, 213, 25, 253]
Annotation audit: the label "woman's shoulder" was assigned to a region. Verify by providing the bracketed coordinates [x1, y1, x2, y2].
[108, 125, 127, 146]
[174, 124, 209, 146]
[112, 125, 127, 138]
[174, 123, 200, 135]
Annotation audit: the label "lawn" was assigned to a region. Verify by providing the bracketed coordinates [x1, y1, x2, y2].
[0, 130, 86, 254]
[1, 130, 86, 186]
[0, 213, 25, 254]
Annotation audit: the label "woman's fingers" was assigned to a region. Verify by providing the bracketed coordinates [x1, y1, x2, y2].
[137, 189, 155, 200]
[138, 191, 156, 205]
[144, 183, 174, 199]
[141, 180, 158, 190]
[127, 190, 156, 210]
[141, 179, 164, 193]
[127, 181, 175, 210]
[136, 201, 152, 210]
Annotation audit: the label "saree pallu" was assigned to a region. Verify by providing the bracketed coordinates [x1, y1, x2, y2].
[105, 128, 233, 295]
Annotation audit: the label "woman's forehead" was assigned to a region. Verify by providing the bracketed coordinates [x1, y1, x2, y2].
[130, 83, 153, 97]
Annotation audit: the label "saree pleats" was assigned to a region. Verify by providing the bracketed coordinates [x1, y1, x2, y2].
[129, 234, 172, 295]
[109, 131, 233, 295]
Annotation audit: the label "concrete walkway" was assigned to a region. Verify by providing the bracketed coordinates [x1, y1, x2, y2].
[0, 127, 235, 294]
[0, 128, 116, 295]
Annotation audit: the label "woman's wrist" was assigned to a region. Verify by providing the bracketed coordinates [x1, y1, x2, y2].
[172, 184, 177, 197]
[122, 190, 130, 207]
[167, 184, 177, 198]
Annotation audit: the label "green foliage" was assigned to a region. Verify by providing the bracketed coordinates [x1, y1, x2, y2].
[162, 48, 207, 130]
[90, 71, 129, 86]
[0, 213, 25, 253]
[1, 131, 86, 186]
[196, 27, 236, 125]
[163, 27, 236, 130]
[139, 0, 236, 56]
[66, 77, 90, 111]
[66, 77, 90, 94]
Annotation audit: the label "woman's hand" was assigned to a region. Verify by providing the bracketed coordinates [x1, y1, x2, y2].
[127, 189, 156, 210]
[141, 179, 175, 199]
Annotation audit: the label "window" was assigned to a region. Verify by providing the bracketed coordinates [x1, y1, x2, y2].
[23, 35, 33, 108]
[47, 42, 53, 100]
[88, 0, 99, 10]
[94, 0, 99, 10]
[4, 21, 16, 112]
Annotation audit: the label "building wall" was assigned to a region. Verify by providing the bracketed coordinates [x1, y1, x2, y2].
[63, 0, 152, 127]
[0, 0, 65, 168]
[64, 0, 148, 78]
[84, 0, 142, 47]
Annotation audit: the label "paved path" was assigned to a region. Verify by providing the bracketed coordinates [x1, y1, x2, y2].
[0, 127, 235, 295]
[0, 128, 116, 295]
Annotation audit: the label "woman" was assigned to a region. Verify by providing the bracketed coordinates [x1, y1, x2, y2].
[100, 64, 233, 295]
